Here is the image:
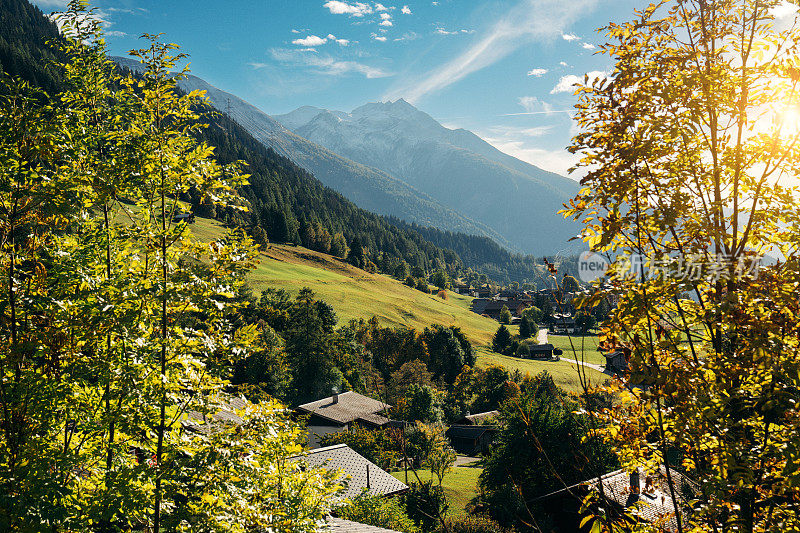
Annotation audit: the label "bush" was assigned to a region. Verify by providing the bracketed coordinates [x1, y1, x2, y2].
[338, 493, 419, 533]
[319, 426, 402, 470]
[402, 481, 448, 532]
[447, 514, 508, 533]
[405, 275, 416, 288]
[415, 278, 430, 293]
[436, 289, 448, 300]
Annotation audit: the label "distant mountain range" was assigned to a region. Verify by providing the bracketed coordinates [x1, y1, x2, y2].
[114, 56, 581, 255]
[274, 100, 582, 255]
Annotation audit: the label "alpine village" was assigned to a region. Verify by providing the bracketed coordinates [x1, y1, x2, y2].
[2, 0, 800, 532]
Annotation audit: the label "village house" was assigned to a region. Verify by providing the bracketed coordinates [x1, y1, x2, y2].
[293, 443, 408, 501]
[445, 425, 499, 456]
[294, 391, 393, 448]
[534, 466, 695, 532]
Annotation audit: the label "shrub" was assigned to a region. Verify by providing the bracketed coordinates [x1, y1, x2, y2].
[405, 275, 416, 288]
[338, 493, 419, 533]
[402, 481, 448, 532]
[447, 514, 508, 533]
[415, 278, 430, 293]
[437, 289, 448, 300]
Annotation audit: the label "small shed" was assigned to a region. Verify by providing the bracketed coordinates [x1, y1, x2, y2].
[604, 351, 628, 374]
[445, 425, 499, 455]
[529, 343, 555, 359]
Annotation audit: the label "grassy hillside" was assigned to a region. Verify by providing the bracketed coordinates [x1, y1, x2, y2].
[194, 217, 605, 391]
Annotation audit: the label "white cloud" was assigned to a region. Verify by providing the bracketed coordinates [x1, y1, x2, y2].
[435, 27, 471, 35]
[324, 1, 373, 16]
[772, 1, 798, 20]
[248, 62, 269, 69]
[581, 42, 595, 49]
[371, 33, 388, 41]
[385, 0, 598, 103]
[561, 32, 580, 41]
[105, 30, 127, 37]
[291, 29, 301, 33]
[292, 35, 327, 47]
[488, 125, 553, 137]
[380, 12, 392, 19]
[559, 61, 569, 67]
[485, 139, 582, 177]
[269, 48, 391, 78]
[550, 70, 608, 93]
[374, 2, 392, 10]
[527, 68, 548, 77]
[401, 5, 412, 14]
[394, 31, 420, 41]
[380, 20, 393, 26]
[518, 96, 554, 114]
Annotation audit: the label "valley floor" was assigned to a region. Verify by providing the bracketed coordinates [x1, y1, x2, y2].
[193, 217, 606, 392]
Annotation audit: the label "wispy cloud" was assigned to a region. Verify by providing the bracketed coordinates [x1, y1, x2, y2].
[434, 27, 473, 35]
[324, 1, 373, 16]
[371, 33, 388, 41]
[551, 70, 608, 93]
[527, 68, 548, 77]
[270, 48, 391, 78]
[394, 31, 420, 41]
[561, 32, 580, 41]
[581, 42, 595, 49]
[385, 0, 597, 103]
[518, 96, 553, 114]
[105, 30, 127, 37]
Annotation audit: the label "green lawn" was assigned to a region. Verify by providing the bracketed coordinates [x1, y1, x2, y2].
[477, 347, 606, 393]
[391, 467, 482, 517]
[548, 334, 605, 365]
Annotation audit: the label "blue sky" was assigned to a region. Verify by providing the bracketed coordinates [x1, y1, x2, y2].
[35, 0, 641, 177]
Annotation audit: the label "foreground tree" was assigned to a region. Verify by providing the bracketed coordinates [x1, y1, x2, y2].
[0, 4, 341, 530]
[565, 0, 800, 530]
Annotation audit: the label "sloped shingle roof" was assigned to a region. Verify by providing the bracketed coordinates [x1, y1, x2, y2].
[456, 411, 499, 425]
[326, 517, 401, 533]
[296, 392, 390, 425]
[295, 444, 408, 500]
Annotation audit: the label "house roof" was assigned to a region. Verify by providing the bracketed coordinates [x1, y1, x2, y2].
[456, 410, 499, 425]
[530, 343, 554, 352]
[296, 391, 391, 425]
[326, 518, 402, 533]
[536, 466, 694, 532]
[445, 425, 499, 440]
[356, 413, 392, 427]
[182, 395, 249, 434]
[294, 444, 408, 500]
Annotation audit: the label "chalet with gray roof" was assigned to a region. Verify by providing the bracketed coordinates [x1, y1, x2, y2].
[295, 391, 392, 447]
[293, 444, 408, 501]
